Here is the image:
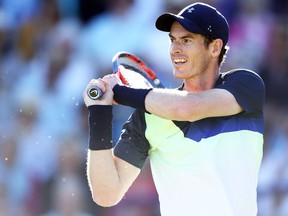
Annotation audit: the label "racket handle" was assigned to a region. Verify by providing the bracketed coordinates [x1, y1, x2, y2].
[87, 86, 103, 100]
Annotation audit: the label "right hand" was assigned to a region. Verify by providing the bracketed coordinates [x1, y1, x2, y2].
[83, 79, 114, 107]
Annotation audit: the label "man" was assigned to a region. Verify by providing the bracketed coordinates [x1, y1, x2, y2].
[83, 2, 265, 216]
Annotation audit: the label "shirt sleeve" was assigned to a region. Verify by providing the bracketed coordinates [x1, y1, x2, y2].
[113, 110, 150, 169]
[215, 69, 265, 115]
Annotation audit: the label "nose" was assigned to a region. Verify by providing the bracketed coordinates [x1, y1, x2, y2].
[170, 41, 181, 54]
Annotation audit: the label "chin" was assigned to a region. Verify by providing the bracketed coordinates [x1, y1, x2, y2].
[173, 70, 185, 79]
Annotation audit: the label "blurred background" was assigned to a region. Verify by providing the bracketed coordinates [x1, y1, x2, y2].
[0, 0, 287, 215]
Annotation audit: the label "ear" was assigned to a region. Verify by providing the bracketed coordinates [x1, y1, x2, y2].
[210, 39, 223, 57]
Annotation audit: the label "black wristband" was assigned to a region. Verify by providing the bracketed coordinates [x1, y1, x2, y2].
[113, 84, 152, 112]
[88, 105, 113, 150]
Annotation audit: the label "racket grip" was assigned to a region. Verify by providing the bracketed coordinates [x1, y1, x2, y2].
[87, 86, 103, 100]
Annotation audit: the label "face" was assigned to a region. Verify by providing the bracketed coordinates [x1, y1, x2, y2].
[169, 22, 212, 80]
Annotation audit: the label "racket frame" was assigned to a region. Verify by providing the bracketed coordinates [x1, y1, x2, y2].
[87, 51, 164, 100]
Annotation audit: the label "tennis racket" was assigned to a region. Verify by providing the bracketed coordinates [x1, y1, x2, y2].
[87, 52, 164, 100]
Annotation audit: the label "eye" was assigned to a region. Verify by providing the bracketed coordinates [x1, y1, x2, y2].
[169, 37, 175, 43]
[182, 38, 192, 44]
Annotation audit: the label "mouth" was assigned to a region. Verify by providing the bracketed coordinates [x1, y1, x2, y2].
[173, 58, 187, 66]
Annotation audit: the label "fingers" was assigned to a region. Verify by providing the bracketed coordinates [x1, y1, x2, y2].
[90, 78, 106, 93]
[83, 78, 113, 107]
[83, 73, 124, 107]
[102, 74, 122, 88]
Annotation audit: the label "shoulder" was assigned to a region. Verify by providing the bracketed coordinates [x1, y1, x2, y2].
[118, 110, 147, 143]
[217, 68, 265, 93]
[217, 69, 265, 114]
[220, 69, 264, 84]
[114, 110, 150, 169]
[125, 109, 146, 129]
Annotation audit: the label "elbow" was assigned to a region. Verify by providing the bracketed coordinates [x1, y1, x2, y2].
[172, 96, 203, 122]
[91, 190, 123, 207]
[170, 103, 197, 122]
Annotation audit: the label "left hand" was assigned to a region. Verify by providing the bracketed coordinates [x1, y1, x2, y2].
[83, 78, 113, 107]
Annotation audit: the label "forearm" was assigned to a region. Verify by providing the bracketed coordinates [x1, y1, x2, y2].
[145, 88, 196, 121]
[113, 85, 243, 121]
[87, 105, 123, 206]
[87, 150, 124, 206]
[145, 88, 243, 121]
[113, 85, 196, 121]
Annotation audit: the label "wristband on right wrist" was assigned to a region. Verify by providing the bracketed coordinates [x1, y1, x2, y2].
[88, 105, 113, 150]
[113, 84, 152, 112]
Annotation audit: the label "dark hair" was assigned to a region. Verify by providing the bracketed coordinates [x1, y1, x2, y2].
[203, 34, 229, 67]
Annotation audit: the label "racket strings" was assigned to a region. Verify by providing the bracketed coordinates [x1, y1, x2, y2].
[117, 57, 153, 89]
[119, 67, 153, 89]
[119, 58, 144, 74]
[115, 54, 164, 88]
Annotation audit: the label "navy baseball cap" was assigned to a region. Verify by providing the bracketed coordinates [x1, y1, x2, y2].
[155, 2, 229, 46]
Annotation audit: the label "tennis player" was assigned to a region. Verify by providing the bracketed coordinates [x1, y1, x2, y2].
[83, 2, 265, 216]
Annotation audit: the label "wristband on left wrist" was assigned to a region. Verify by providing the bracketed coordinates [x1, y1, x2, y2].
[88, 105, 113, 150]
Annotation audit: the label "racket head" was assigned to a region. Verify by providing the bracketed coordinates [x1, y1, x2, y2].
[112, 52, 164, 89]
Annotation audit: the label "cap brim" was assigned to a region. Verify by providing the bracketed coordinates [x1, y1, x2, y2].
[155, 13, 206, 35]
[155, 13, 177, 32]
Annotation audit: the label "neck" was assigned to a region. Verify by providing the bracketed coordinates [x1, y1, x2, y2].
[183, 70, 220, 93]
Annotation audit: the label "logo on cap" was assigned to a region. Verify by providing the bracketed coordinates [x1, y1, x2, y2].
[207, 25, 212, 32]
[187, 7, 195, 13]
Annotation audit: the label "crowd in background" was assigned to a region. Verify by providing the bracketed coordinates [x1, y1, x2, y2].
[0, 0, 287, 215]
